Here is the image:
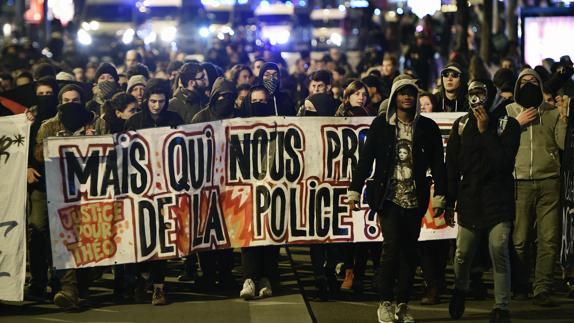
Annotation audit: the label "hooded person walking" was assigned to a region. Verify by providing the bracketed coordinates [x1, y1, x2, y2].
[347, 79, 446, 323]
[506, 69, 567, 308]
[446, 79, 521, 322]
[190, 76, 238, 289]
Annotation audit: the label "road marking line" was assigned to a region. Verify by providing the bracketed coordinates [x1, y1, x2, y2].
[91, 308, 119, 313]
[336, 301, 376, 307]
[250, 301, 302, 306]
[407, 304, 491, 314]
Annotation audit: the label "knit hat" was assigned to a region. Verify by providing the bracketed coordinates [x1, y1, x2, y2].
[95, 62, 119, 83]
[56, 71, 75, 81]
[33, 63, 56, 81]
[58, 84, 86, 104]
[362, 75, 381, 89]
[97, 80, 120, 101]
[126, 75, 146, 93]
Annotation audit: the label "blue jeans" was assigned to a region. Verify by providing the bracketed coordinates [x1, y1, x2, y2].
[454, 222, 512, 310]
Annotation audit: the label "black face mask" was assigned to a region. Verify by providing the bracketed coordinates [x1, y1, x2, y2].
[36, 95, 58, 122]
[58, 102, 93, 133]
[516, 82, 543, 108]
[251, 102, 273, 116]
[263, 77, 279, 95]
[304, 110, 318, 117]
[213, 95, 235, 117]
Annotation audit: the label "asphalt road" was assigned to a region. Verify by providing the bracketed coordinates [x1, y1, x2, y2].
[2, 246, 574, 323]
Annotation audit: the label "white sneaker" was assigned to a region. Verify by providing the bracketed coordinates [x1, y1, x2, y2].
[259, 277, 273, 298]
[377, 301, 395, 323]
[395, 303, 415, 323]
[240, 279, 256, 300]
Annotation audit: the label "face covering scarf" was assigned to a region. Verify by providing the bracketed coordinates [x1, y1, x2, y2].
[516, 82, 543, 108]
[58, 102, 93, 133]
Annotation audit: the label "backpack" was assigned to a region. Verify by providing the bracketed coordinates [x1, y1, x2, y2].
[457, 114, 509, 137]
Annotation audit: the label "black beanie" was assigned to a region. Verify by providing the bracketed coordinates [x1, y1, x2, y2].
[95, 62, 119, 83]
[362, 75, 381, 89]
[33, 63, 56, 81]
[493, 68, 516, 93]
[58, 84, 86, 104]
[534, 66, 550, 83]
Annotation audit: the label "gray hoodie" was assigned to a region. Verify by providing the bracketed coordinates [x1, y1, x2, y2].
[506, 69, 566, 180]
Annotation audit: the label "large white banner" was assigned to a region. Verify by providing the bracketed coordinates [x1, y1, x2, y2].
[0, 114, 29, 301]
[44, 114, 463, 269]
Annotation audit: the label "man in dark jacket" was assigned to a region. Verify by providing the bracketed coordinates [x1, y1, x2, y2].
[446, 80, 521, 323]
[168, 62, 209, 123]
[348, 79, 446, 323]
[123, 79, 182, 305]
[190, 77, 237, 289]
[25, 77, 59, 301]
[35, 84, 99, 309]
[435, 62, 468, 112]
[257, 62, 296, 116]
[191, 77, 237, 123]
[125, 79, 184, 131]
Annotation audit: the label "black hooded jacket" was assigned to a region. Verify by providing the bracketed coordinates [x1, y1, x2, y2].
[192, 77, 237, 123]
[28, 95, 59, 192]
[257, 62, 296, 116]
[125, 101, 183, 130]
[349, 79, 446, 217]
[297, 92, 337, 117]
[446, 100, 521, 230]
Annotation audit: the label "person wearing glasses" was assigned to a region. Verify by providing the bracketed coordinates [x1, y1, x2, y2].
[435, 63, 469, 112]
[168, 62, 209, 124]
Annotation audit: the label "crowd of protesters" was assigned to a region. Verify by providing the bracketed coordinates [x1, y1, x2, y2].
[0, 16, 574, 323]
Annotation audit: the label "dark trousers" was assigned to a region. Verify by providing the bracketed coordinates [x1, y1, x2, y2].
[113, 264, 138, 293]
[419, 239, 450, 290]
[354, 242, 382, 280]
[310, 244, 339, 280]
[241, 246, 280, 281]
[342, 242, 382, 280]
[139, 260, 167, 285]
[378, 201, 422, 304]
[182, 254, 198, 275]
[28, 190, 51, 289]
[198, 249, 234, 280]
